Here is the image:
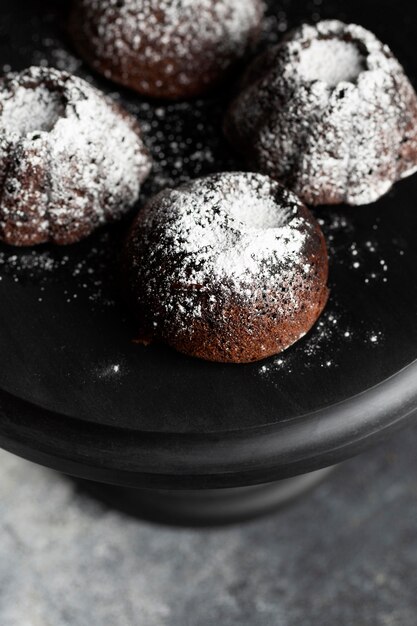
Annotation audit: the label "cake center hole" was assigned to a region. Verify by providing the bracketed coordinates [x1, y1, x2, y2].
[298, 39, 365, 87]
[1, 86, 65, 135]
[227, 195, 287, 231]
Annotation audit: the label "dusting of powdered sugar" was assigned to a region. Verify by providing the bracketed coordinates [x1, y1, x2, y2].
[126, 98, 234, 194]
[71, 0, 264, 97]
[0, 229, 121, 308]
[225, 19, 417, 206]
[318, 213, 391, 286]
[94, 361, 125, 379]
[145, 173, 307, 289]
[298, 39, 365, 86]
[258, 302, 385, 380]
[0, 86, 65, 134]
[0, 66, 151, 245]
[258, 307, 348, 376]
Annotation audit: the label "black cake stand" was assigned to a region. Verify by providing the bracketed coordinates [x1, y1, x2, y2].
[1, 0, 417, 525]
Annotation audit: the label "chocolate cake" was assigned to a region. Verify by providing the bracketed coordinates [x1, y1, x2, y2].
[0, 66, 151, 246]
[69, 0, 265, 100]
[124, 172, 329, 363]
[225, 20, 417, 206]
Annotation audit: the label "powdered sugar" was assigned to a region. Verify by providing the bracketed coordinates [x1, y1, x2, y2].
[225, 20, 417, 206]
[0, 66, 152, 245]
[258, 303, 385, 381]
[140, 172, 308, 294]
[0, 86, 65, 134]
[127, 98, 231, 195]
[223, 191, 289, 229]
[0, 228, 120, 308]
[298, 39, 365, 86]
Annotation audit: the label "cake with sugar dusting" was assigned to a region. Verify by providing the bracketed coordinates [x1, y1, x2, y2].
[225, 20, 417, 206]
[0, 66, 151, 246]
[124, 172, 329, 363]
[69, 0, 264, 100]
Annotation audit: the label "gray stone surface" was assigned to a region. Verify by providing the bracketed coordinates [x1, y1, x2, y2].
[1, 426, 417, 626]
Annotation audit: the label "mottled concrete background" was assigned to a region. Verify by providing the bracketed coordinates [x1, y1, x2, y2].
[1, 426, 417, 626]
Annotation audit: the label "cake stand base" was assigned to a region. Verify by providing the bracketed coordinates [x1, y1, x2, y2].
[73, 466, 335, 527]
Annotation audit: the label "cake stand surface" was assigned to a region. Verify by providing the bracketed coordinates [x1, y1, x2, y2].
[1, 0, 417, 524]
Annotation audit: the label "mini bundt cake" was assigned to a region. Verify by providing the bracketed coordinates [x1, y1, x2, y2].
[225, 20, 417, 206]
[0, 66, 151, 246]
[124, 172, 329, 363]
[69, 0, 265, 100]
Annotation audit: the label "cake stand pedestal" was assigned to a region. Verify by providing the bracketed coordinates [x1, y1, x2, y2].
[0, 358, 416, 526]
[74, 468, 334, 526]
